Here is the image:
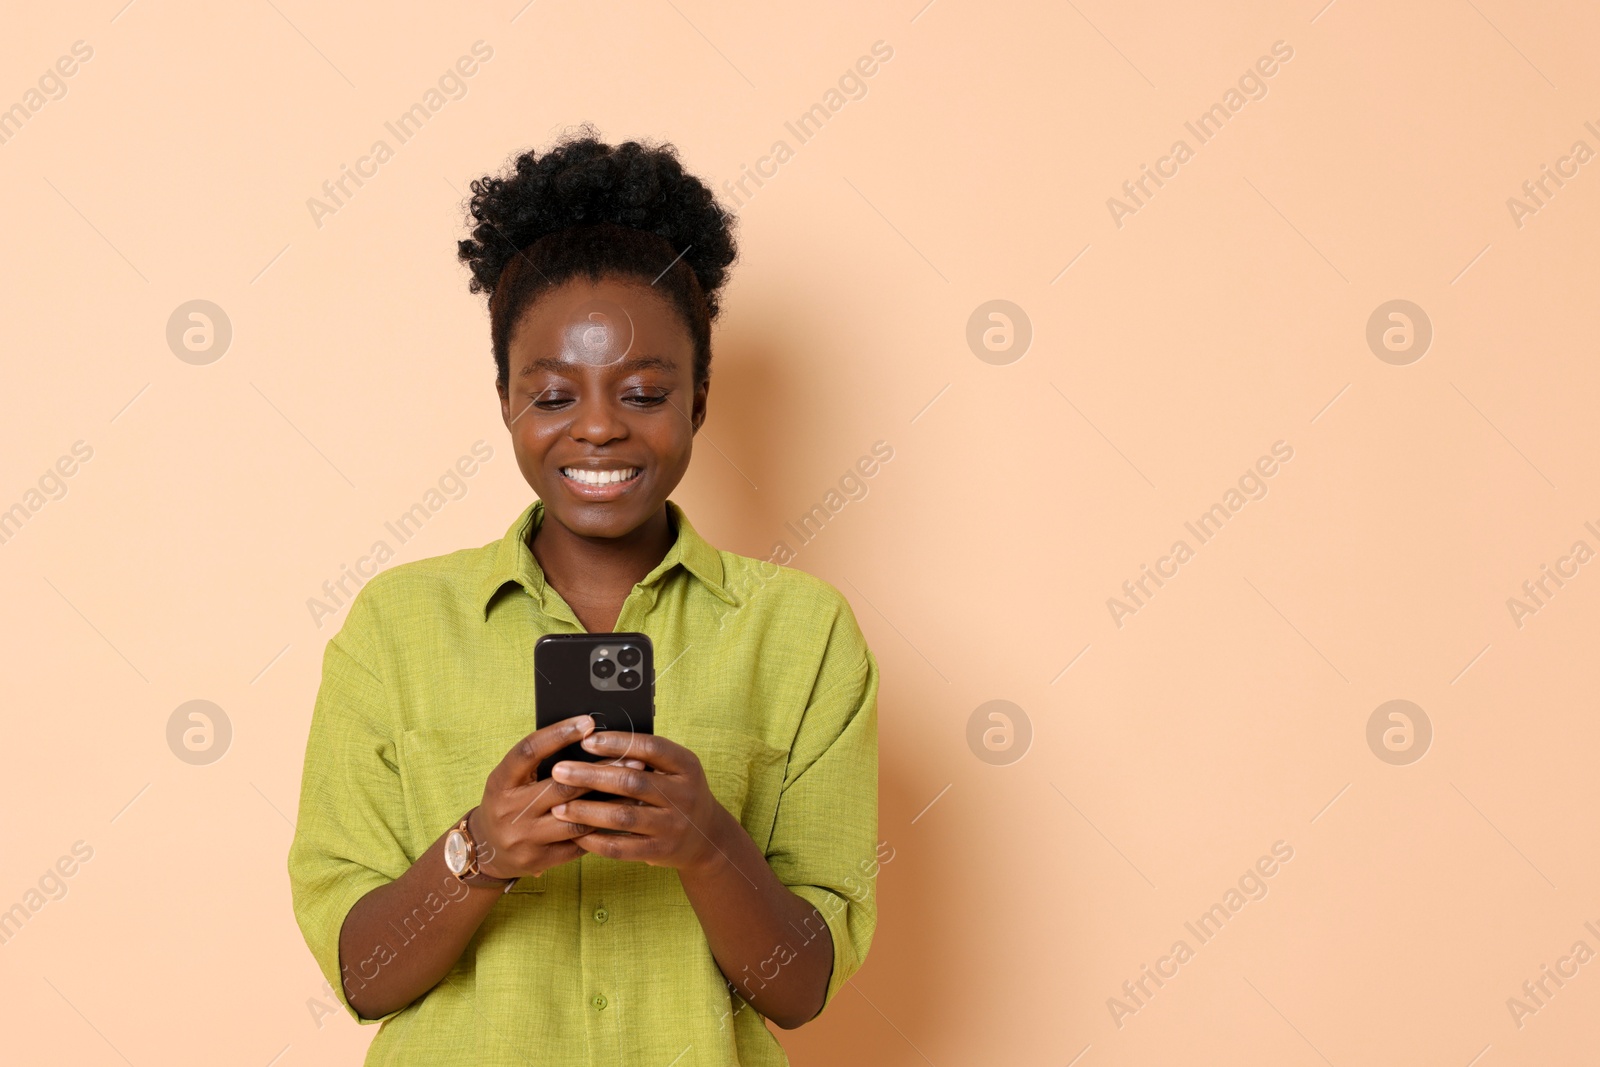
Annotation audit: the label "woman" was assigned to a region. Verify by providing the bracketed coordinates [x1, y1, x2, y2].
[287, 133, 880, 1066]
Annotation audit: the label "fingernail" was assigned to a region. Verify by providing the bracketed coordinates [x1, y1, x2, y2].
[552, 803, 567, 816]
[581, 735, 600, 749]
[576, 715, 595, 734]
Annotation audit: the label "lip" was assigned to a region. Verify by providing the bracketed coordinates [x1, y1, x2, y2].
[558, 465, 643, 501]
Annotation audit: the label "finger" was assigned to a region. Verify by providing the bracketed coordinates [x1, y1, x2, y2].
[484, 819, 592, 875]
[551, 760, 659, 804]
[534, 840, 586, 872]
[578, 731, 694, 774]
[554, 798, 667, 835]
[504, 776, 592, 824]
[489, 715, 595, 790]
[579, 751, 650, 775]
[533, 812, 597, 842]
[573, 830, 659, 862]
[498, 808, 598, 843]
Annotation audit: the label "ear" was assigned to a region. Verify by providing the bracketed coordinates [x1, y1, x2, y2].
[689, 378, 710, 434]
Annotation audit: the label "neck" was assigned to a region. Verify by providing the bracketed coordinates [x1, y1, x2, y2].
[530, 503, 676, 611]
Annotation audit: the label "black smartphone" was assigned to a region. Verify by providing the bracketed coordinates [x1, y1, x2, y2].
[534, 632, 655, 803]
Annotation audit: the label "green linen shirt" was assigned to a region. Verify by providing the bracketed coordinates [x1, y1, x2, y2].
[287, 498, 880, 1066]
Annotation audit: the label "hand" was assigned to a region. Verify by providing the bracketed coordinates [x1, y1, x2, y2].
[469, 715, 647, 880]
[550, 733, 731, 872]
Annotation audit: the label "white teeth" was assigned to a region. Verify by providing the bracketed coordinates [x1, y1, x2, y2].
[563, 467, 638, 486]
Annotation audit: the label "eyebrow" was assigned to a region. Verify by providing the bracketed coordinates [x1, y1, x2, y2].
[519, 355, 678, 377]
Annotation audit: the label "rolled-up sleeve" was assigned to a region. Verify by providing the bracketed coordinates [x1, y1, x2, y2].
[287, 593, 413, 1023]
[763, 599, 880, 1012]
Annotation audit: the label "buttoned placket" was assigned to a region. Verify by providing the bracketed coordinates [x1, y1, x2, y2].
[535, 576, 666, 1063]
[580, 850, 622, 1058]
[512, 513, 693, 1061]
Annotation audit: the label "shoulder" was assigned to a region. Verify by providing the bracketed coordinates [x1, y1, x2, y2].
[331, 538, 500, 656]
[715, 551, 870, 660]
[719, 550, 848, 613]
[362, 541, 496, 605]
[713, 555, 877, 740]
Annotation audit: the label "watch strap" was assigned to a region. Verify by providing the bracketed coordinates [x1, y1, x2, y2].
[451, 810, 518, 894]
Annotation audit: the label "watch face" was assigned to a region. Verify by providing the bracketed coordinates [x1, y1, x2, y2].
[444, 829, 470, 875]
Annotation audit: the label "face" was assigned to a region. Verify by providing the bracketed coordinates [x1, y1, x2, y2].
[499, 275, 707, 540]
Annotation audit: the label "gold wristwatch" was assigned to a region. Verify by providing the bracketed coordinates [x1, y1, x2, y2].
[444, 809, 517, 893]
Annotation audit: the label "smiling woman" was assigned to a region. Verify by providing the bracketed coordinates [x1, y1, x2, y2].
[497, 273, 702, 570]
[287, 130, 880, 1067]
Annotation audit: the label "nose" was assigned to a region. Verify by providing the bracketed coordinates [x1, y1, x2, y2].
[568, 392, 628, 447]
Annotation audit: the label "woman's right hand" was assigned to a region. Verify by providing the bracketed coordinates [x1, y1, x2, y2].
[470, 714, 629, 880]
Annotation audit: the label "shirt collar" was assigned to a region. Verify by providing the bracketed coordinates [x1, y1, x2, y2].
[477, 498, 736, 617]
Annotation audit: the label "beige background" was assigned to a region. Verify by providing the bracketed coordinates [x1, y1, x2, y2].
[3, 1, 1598, 1064]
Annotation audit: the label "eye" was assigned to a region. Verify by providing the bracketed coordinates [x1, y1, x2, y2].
[625, 391, 669, 407]
[530, 391, 574, 410]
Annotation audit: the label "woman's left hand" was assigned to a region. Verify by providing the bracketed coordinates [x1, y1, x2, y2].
[551, 732, 730, 872]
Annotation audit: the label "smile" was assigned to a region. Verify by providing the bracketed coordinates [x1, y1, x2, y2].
[561, 467, 641, 487]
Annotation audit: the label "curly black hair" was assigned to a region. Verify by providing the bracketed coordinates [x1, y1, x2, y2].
[457, 128, 738, 389]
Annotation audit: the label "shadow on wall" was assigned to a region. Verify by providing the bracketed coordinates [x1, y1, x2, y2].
[681, 321, 811, 556]
[680, 326, 968, 1063]
[685, 318, 894, 564]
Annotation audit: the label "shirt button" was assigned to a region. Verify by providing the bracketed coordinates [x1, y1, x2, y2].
[593, 907, 609, 924]
[593, 993, 608, 1011]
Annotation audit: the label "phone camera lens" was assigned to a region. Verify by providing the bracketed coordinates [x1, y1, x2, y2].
[618, 669, 641, 689]
[618, 646, 641, 668]
[592, 659, 616, 679]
